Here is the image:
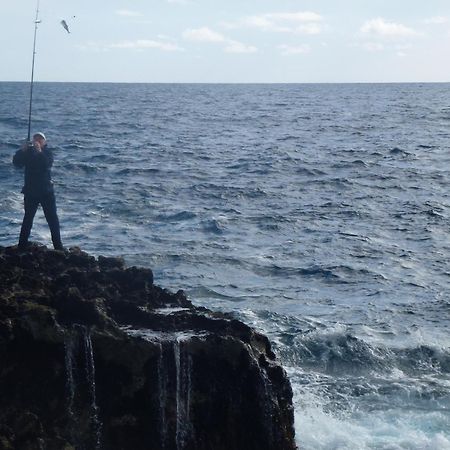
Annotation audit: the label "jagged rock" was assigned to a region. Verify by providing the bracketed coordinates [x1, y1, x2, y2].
[0, 244, 296, 450]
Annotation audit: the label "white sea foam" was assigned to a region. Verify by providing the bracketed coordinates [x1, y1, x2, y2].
[120, 326, 207, 342]
[288, 365, 450, 450]
[296, 402, 450, 450]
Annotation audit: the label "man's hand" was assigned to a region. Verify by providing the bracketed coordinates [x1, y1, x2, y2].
[21, 141, 32, 151]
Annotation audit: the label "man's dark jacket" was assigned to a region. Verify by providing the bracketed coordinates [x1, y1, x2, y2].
[13, 145, 54, 196]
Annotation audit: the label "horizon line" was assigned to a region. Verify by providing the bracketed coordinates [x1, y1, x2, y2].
[1, 80, 450, 85]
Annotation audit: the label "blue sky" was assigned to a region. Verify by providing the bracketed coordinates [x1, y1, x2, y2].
[1, 0, 450, 82]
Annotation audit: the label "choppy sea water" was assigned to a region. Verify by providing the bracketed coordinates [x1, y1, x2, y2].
[1, 82, 449, 449]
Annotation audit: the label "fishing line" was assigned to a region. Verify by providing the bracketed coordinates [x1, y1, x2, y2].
[27, 0, 41, 141]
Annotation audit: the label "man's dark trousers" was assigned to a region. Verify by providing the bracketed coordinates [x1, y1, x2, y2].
[19, 192, 63, 249]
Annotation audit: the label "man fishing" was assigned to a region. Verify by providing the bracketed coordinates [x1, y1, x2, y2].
[13, 132, 64, 251]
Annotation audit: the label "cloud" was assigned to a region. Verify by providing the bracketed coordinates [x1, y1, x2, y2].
[109, 39, 184, 51]
[266, 12, 323, 22]
[278, 44, 311, 55]
[115, 10, 142, 17]
[239, 16, 282, 32]
[394, 43, 411, 56]
[424, 16, 448, 25]
[223, 11, 324, 35]
[360, 18, 419, 38]
[76, 42, 109, 53]
[183, 27, 226, 43]
[296, 23, 322, 35]
[225, 41, 258, 54]
[357, 18, 421, 55]
[354, 41, 412, 56]
[395, 43, 412, 51]
[183, 27, 257, 53]
[361, 42, 384, 52]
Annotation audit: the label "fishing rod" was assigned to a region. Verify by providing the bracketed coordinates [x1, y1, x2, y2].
[27, 0, 41, 142]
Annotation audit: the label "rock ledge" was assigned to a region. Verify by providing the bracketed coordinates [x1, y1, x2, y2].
[0, 244, 296, 450]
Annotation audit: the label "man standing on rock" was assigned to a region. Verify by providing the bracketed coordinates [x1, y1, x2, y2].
[13, 132, 64, 250]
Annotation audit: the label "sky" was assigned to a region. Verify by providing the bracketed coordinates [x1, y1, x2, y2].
[1, 0, 450, 83]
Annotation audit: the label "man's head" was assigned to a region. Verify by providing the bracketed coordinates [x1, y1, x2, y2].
[32, 132, 46, 148]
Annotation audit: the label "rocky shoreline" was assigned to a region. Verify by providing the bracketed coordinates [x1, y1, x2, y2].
[0, 244, 296, 450]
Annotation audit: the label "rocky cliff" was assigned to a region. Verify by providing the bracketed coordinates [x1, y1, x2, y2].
[0, 244, 296, 450]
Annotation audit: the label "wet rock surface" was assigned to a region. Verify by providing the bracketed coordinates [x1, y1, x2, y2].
[0, 243, 296, 450]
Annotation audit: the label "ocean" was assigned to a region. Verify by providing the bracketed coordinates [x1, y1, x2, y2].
[1, 82, 449, 449]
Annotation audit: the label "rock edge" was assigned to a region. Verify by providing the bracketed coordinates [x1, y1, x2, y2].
[0, 243, 296, 450]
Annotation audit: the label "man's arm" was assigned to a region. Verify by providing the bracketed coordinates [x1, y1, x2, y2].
[39, 146, 54, 168]
[27, 143, 54, 169]
[12, 143, 29, 168]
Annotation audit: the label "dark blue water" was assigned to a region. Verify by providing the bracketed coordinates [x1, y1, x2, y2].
[1, 82, 450, 449]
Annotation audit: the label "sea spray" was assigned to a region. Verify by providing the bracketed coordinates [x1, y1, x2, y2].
[122, 327, 196, 449]
[64, 325, 103, 449]
[82, 327, 102, 450]
[64, 334, 76, 443]
[174, 336, 193, 450]
[157, 341, 168, 449]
